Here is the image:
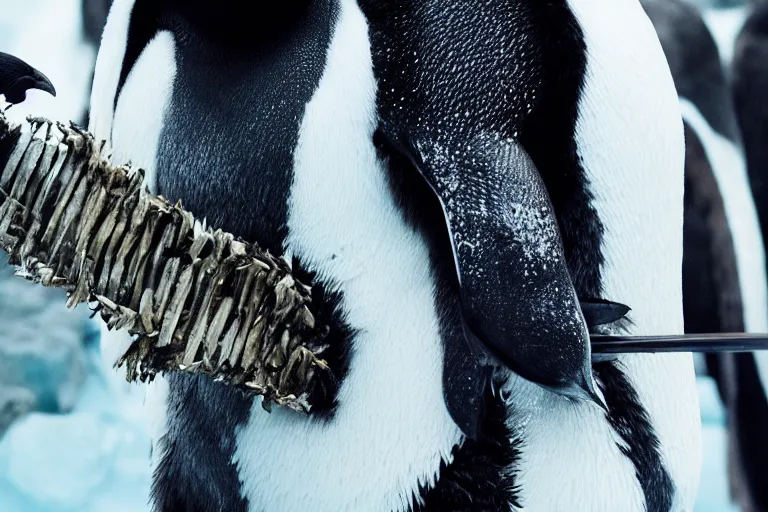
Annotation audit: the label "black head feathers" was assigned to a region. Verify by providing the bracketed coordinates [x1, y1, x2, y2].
[0, 52, 56, 106]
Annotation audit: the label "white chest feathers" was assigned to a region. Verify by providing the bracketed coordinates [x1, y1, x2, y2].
[511, 1, 700, 511]
[236, 1, 462, 511]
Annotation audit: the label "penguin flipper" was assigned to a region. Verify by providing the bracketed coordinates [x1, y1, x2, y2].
[398, 131, 598, 433]
[0, 52, 56, 105]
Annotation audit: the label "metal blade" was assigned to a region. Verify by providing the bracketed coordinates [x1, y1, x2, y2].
[591, 333, 768, 354]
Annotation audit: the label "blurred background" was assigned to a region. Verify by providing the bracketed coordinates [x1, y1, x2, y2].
[0, 0, 763, 511]
[0, 1, 152, 511]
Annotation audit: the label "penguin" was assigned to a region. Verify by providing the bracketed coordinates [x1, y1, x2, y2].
[735, 4, 768, 260]
[729, 4, 768, 510]
[82, 0, 114, 47]
[642, 0, 742, 142]
[89, 0, 699, 510]
[80, 0, 114, 129]
[644, 3, 768, 511]
[0, 52, 56, 107]
[642, 0, 768, 390]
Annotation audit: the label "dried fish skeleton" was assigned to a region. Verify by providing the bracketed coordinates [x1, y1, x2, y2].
[0, 112, 331, 414]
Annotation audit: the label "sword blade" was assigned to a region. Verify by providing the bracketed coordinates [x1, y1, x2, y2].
[591, 333, 768, 354]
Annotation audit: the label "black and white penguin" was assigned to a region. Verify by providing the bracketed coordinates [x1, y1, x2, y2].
[728, 4, 768, 511]
[80, 0, 114, 128]
[642, 0, 768, 390]
[82, 0, 114, 47]
[90, 0, 700, 510]
[643, 4, 768, 512]
[645, 3, 768, 511]
[735, 4, 768, 275]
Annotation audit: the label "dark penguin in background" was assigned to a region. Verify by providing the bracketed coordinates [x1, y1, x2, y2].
[0, 52, 56, 107]
[89, 0, 700, 510]
[79, 0, 114, 128]
[730, 4, 768, 511]
[735, 4, 768, 251]
[641, 0, 767, 386]
[642, 0, 742, 141]
[644, 2, 768, 512]
[82, 0, 114, 46]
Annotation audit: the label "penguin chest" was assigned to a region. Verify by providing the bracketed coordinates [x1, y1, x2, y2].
[566, 0, 685, 322]
[234, 2, 464, 511]
[105, 1, 463, 510]
[562, 1, 700, 510]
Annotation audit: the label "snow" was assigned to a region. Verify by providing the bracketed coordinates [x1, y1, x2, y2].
[0, 266, 89, 419]
[0, 340, 152, 512]
[0, 1, 756, 511]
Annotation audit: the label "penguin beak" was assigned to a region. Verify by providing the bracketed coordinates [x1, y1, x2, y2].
[542, 369, 608, 412]
[30, 67, 56, 98]
[0, 52, 57, 105]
